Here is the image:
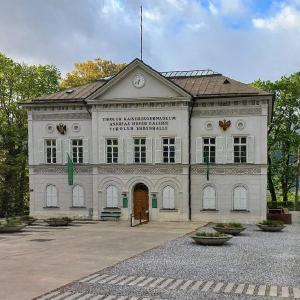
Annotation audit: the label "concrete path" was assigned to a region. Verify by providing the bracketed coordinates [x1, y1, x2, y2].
[0, 221, 204, 300]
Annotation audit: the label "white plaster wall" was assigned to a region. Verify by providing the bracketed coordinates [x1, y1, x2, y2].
[191, 171, 267, 223]
[29, 173, 93, 219]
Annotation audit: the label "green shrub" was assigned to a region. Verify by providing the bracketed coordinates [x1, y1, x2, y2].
[20, 215, 35, 221]
[2, 217, 23, 226]
[196, 231, 227, 237]
[259, 219, 284, 227]
[215, 222, 243, 228]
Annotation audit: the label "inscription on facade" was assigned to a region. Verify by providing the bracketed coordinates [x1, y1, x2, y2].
[102, 115, 176, 132]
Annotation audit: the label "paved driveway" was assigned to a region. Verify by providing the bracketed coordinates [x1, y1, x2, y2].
[36, 215, 300, 300]
[0, 221, 204, 300]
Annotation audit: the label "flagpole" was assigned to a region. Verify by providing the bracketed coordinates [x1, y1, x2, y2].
[140, 5, 143, 61]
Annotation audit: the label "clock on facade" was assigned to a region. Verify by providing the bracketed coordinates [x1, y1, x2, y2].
[132, 74, 145, 88]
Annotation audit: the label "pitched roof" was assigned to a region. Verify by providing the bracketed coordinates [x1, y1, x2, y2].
[32, 61, 269, 102]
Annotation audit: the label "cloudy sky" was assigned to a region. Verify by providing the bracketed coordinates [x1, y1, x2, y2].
[0, 0, 300, 82]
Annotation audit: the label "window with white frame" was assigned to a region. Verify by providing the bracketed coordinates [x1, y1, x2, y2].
[106, 139, 118, 163]
[72, 139, 83, 163]
[134, 138, 146, 163]
[203, 186, 216, 210]
[162, 186, 175, 209]
[203, 137, 216, 163]
[233, 186, 248, 210]
[45, 139, 56, 164]
[106, 185, 119, 207]
[72, 185, 84, 207]
[46, 185, 58, 207]
[234, 137, 247, 163]
[162, 138, 175, 163]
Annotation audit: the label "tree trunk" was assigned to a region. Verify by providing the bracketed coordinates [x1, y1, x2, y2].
[267, 154, 277, 202]
[295, 147, 300, 208]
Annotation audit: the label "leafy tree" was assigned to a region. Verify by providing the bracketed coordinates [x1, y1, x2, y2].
[252, 73, 300, 204]
[60, 57, 126, 89]
[0, 53, 60, 217]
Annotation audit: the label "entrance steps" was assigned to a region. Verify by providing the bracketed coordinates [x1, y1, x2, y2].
[101, 207, 121, 221]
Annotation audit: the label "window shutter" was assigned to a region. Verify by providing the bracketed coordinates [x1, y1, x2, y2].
[99, 138, 105, 163]
[107, 186, 112, 207]
[155, 138, 162, 163]
[79, 186, 84, 206]
[146, 138, 152, 163]
[38, 139, 44, 164]
[169, 187, 175, 209]
[163, 186, 175, 209]
[233, 187, 247, 210]
[127, 138, 133, 164]
[118, 138, 123, 163]
[83, 139, 89, 163]
[247, 136, 255, 163]
[47, 185, 57, 207]
[216, 136, 225, 164]
[113, 186, 118, 207]
[73, 185, 84, 207]
[175, 137, 182, 163]
[203, 186, 216, 209]
[56, 139, 62, 164]
[196, 137, 203, 163]
[63, 139, 70, 164]
[226, 136, 234, 163]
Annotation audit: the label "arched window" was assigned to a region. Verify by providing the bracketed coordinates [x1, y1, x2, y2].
[46, 185, 58, 207]
[162, 186, 175, 209]
[72, 185, 84, 207]
[203, 186, 216, 210]
[233, 186, 248, 210]
[106, 186, 119, 208]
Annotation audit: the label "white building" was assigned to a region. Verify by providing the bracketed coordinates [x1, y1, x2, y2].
[23, 59, 272, 223]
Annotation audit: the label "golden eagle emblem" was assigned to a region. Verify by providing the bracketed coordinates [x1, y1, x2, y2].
[219, 119, 231, 131]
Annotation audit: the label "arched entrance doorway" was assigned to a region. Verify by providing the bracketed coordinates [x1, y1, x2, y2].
[133, 183, 149, 220]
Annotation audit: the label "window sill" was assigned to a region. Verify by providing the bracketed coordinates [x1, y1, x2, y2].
[159, 209, 178, 212]
[231, 209, 250, 213]
[70, 206, 86, 209]
[200, 209, 219, 212]
[43, 206, 59, 209]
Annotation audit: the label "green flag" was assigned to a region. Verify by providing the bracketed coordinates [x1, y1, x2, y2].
[67, 153, 74, 186]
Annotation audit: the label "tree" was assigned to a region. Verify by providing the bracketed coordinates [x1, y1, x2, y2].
[252, 73, 300, 204]
[0, 53, 60, 217]
[60, 57, 126, 89]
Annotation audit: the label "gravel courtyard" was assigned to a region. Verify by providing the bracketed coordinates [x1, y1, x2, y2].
[37, 215, 300, 300]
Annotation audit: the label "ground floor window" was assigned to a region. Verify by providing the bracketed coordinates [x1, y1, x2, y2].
[72, 185, 84, 207]
[203, 186, 216, 210]
[233, 186, 248, 210]
[162, 186, 175, 209]
[46, 185, 58, 207]
[106, 185, 119, 208]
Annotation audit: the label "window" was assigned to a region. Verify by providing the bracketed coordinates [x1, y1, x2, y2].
[45, 139, 56, 164]
[203, 137, 216, 163]
[234, 137, 247, 163]
[162, 186, 175, 209]
[72, 185, 84, 207]
[106, 186, 119, 207]
[162, 138, 175, 163]
[46, 185, 58, 207]
[106, 139, 118, 163]
[203, 186, 216, 210]
[233, 186, 248, 210]
[134, 138, 146, 163]
[72, 139, 83, 163]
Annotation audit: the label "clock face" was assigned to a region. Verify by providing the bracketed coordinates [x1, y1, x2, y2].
[132, 74, 145, 88]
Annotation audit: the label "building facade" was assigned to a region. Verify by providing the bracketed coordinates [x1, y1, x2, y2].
[23, 59, 272, 223]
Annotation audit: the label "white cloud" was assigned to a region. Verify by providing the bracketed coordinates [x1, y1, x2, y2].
[219, 0, 245, 16]
[253, 5, 300, 30]
[209, 1, 219, 16]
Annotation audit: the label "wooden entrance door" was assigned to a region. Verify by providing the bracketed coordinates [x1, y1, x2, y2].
[133, 183, 149, 220]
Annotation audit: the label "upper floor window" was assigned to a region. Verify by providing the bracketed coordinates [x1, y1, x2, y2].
[46, 139, 56, 164]
[134, 138, 146, 163]
[234, 137, 247, 163]
[203, 137, 216, 163]
[162, 138, 175, 163]
[106, 139, 118, 163]
[46, 185, 58, 207]
[72, 139, 83, 164]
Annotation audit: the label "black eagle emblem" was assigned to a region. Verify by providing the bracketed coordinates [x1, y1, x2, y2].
[56, 123, 67, 135]
[219, 119, 231, 131]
